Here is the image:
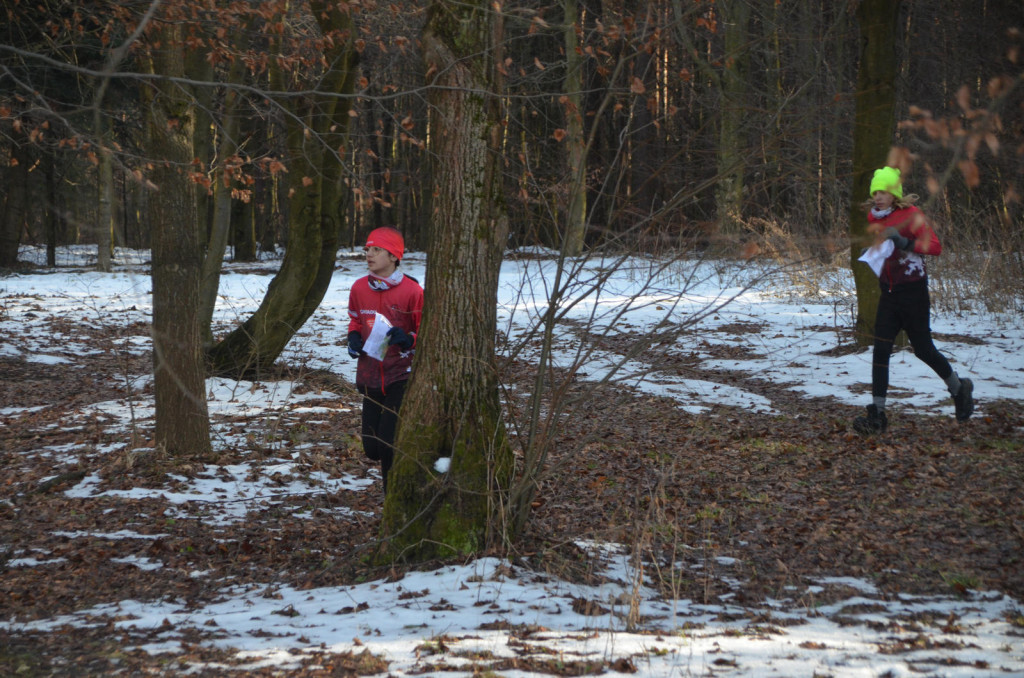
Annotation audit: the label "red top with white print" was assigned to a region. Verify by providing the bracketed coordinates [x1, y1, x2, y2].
[868, 205, 942, 288]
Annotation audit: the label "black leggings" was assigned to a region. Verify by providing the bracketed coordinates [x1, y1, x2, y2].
[358, 380, 406, 492]
[871, 278, 952, 399]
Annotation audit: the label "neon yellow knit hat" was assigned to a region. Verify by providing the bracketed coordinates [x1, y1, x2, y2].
[869, 167, 903, 199]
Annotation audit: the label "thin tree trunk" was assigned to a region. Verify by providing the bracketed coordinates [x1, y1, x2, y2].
[233, 189, 256, 260]
[563, 0, 588, 255]
[826, 0, 848, 230]
[45, 151, 58, 267]
[96, 126, 114, 272]
[199, 57, 247, 347]
[627, 7, 661, 222]
[0, 141, 29, 268]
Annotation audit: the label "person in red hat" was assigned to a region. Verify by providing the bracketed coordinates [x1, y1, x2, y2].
[345, 227, 423, 493]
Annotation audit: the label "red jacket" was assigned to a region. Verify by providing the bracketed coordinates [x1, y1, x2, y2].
[347, 271, 423, 390]
[868, 205, 942, 289]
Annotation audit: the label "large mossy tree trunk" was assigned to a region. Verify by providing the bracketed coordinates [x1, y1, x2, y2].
[851, 0, 901, 345]
[380, 0, 513, 563]
[142, 22, 213, 459]
[206, 2, 357, 378]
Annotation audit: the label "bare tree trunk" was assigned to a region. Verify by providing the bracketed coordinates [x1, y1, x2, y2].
[716, 0, 751, 236]
[627, 8, 661, 222]
[562, 0, 588, 255]
[825, 0, 849, 231]
[143, 22, 212, 458]
[236, 165, 259, 262]
[850, 0, 902, 345]
[199, 56, 247, 348]
[0, 139, 29, 268]
[381, 0, 514, 562]
[96, 126, 114, 273]
[44, 151, 58, 267]
[199, 158, 235, 347]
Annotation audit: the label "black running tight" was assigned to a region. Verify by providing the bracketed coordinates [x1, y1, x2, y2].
[358, 380, 406, 492]
[871, 278, 953, 399]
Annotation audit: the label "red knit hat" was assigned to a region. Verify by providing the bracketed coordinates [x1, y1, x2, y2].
[365, 227, 404, 261]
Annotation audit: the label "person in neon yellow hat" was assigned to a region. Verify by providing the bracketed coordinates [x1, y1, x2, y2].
[853, 166, 974, 434]
[868, 165, 903, 199]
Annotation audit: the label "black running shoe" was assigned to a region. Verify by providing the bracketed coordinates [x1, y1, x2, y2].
[853, 404, 888, 435]
[953, 378, 974, 421]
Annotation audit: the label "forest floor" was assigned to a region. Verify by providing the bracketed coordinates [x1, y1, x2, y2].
[2, 300, 1024, 675]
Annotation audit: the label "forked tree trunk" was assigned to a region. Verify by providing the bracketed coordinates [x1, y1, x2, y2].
[380, 0, 514, 562]
[851, 0, 902, 345]
[206, 2, 357, 377]
[143, 23, 212, 458]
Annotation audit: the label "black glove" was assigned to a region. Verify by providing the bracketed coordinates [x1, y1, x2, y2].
[347, 331, 364, 358]
[883, 226, 912, 251]
[386, 326, 415, 351]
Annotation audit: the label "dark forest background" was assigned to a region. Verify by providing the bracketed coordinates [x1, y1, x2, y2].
[2, 0, 1021, 264]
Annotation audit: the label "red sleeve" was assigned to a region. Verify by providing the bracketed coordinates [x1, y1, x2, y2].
[893, 207, 942, 256]
[907, 207, 941, 256]
[347, 279, 364, 335]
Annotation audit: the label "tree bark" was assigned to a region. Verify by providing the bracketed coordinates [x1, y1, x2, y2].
[381, 0, 514, 562]
[143, 22, 212, 458]
[850, 0, 901, 345]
